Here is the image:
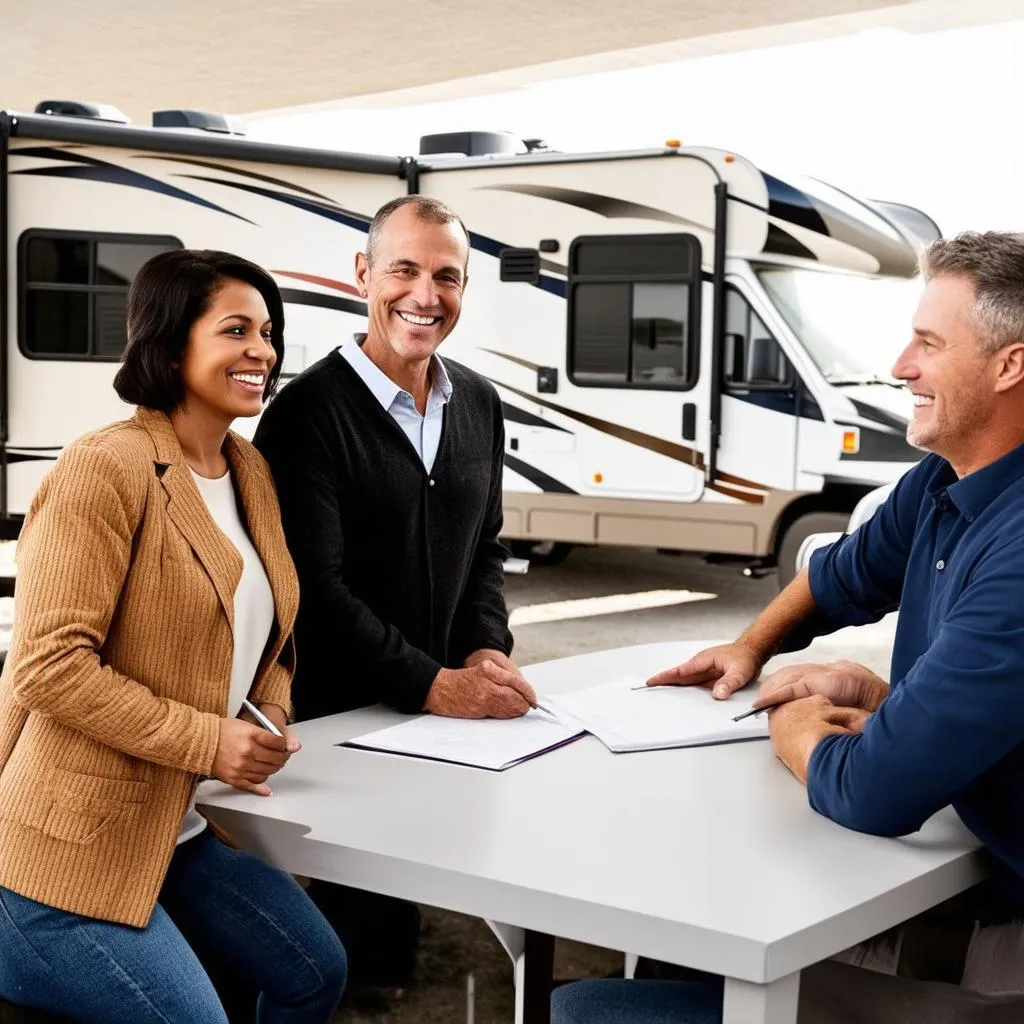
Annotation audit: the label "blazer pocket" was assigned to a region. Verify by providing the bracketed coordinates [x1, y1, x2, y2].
[42, 769, 150, 845]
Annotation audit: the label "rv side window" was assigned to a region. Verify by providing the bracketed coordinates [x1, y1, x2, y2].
[723, 287, 792, 390]
[19, 232, 182, 361]
[568, 234, 700, 389]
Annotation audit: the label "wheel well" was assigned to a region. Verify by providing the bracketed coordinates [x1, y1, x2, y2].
[770, 483, 873, 556]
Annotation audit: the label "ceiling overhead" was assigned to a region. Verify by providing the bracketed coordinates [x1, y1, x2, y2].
[2, 0, 1021, 122]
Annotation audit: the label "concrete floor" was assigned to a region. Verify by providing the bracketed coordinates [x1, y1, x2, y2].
[334, 545, 897, 1023]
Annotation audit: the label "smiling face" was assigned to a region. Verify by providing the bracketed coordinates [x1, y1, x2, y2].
[177, 277, 277, 429]
[891, 273, 997, 462]
[355, 204, 468, 369]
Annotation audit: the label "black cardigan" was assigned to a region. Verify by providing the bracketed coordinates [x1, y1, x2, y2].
[253, 351, 513, 718]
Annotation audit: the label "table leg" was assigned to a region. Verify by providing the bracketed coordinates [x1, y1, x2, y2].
[722, 972, 800, 1024]
[522, 930, 555, 1024]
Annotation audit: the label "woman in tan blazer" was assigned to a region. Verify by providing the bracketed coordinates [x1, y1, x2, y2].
[0, 251, 346, 1022]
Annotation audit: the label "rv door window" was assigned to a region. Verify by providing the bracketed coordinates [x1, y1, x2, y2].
[19, 231, 181, 360]
[569, 234, 700, 390]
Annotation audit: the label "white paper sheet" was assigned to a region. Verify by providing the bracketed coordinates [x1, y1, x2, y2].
[343, 709, 585, 771]
[545, 675, 769, 752]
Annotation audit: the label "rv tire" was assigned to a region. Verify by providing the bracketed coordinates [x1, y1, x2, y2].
[777, 511, 849, 590]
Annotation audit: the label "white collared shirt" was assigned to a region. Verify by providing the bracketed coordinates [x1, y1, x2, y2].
[338, 334, 453, 472]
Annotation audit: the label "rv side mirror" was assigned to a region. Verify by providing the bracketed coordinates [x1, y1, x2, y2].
[748, 336, 788, 385]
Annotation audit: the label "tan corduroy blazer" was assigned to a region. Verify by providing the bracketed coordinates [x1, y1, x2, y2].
[0, 407, 299, 927]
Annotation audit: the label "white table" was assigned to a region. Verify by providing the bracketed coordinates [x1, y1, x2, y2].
[197, 641, 986, 1024]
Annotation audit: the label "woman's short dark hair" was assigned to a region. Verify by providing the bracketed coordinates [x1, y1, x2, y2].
[113, 249, 286, 412]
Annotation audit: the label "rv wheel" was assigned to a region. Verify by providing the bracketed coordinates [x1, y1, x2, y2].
[777, 511, 849, 590]
[508, 540, 574, 567]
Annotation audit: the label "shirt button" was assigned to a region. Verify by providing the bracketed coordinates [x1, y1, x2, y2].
[936, 559, 945, 571]
[429, 479, 436, 487]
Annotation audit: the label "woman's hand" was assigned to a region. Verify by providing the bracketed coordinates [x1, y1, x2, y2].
[247, 702, 302, 756]
[211, 718, 291, 796]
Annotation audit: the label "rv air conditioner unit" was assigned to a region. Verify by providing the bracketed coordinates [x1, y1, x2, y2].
[34, 100, 129, 123]
[152, 109, 246, 135]
[419, 131, 521, 157]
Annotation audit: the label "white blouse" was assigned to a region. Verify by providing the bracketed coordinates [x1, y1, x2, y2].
[177, 468, 275, 844]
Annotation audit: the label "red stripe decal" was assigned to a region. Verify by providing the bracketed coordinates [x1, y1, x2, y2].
[271, 270, 361, 298]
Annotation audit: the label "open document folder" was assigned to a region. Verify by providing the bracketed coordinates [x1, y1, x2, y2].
[342, 674, 768, 770]
[545, 675, 769, 753]
[343, 710, 584, 771]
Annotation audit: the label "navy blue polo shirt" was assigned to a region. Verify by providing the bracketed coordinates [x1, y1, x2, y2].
[789, 442, 1024, 899]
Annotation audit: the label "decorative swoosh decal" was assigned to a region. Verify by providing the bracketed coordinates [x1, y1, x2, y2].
[12, 148, 254, 223]
[496, 381, 766, 503]
[146, 155, 341, 204]
[504, 454, 577, 494]
[175, 174, 371, 232]
[271, 271, 362, 297]
[501, 402, 570, 434]
[477, 184, 710, 233]
[480, 349, 541, 373]
[278, 288, 367, 317]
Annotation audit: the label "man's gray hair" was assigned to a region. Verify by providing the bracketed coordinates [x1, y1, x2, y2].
[920, 231, 1024, 355]
[364, 195, 469, 268]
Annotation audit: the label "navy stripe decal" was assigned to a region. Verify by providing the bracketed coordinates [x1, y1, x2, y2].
[501, 402, 571, 433]
[13, 151, 253, 223]
[504, 453, 577, 494]
[849, 398, 908, 432]
[178, 175, 371, 233]
[5, 452, 58, 464]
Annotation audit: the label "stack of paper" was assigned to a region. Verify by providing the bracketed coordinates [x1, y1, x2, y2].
[546, 674, 768, 752]
[343, 709, 584, 771]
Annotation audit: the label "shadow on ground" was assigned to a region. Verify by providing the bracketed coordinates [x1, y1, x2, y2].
[336, 906, 622, 1023]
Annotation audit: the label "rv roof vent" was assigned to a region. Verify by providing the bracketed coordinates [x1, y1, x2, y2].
[500, 248, 541, 285]
[152, 109, 246, 135]
[419, 131, 522, 158]
[35, 100, 129, 123]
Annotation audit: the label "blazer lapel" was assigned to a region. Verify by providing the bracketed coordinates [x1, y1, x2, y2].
[135, 408, 242, 634]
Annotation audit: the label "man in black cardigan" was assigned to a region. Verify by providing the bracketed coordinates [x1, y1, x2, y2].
[254, 195, 535, 991]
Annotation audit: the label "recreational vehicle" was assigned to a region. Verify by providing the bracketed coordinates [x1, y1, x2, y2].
[0, 102, 929, 585]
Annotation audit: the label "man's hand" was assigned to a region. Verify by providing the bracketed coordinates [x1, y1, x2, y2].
[770, 694, 872, 783]
[425, 660, 538, 719]
[464, 648, 523, 677]
[754, 660, 888, 713]
[646, 641, 763, 699]
[211, 718, 291, 796]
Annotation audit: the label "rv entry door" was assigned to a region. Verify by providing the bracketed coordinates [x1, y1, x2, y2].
[715, 283, 799, 494]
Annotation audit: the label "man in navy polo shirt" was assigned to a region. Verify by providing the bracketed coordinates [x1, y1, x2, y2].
[553, 232, 1024, 1021]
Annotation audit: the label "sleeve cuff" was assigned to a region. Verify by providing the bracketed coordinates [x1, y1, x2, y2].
[186, 711, 223, 777]
[805, 731, 847, 815]
[250, 662, 294, 719]
[393, 648, 444, 714]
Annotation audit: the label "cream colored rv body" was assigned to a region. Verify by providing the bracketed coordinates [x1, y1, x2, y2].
[0, 108, 929, 581]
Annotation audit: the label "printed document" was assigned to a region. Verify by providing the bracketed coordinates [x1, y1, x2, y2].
[343, 710, 584, 771]
[546, 674, 769, 752]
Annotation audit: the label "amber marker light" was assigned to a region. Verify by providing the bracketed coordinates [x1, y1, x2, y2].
[593, 472, 604, 484]
[665, 139, 682, 148]
[841, 429, 860, 455]
[724, 154, 736, 163]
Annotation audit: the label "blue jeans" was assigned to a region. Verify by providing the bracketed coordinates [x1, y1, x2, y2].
[0, 830, 347, 1023]
[551, 978, 725, 1024]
